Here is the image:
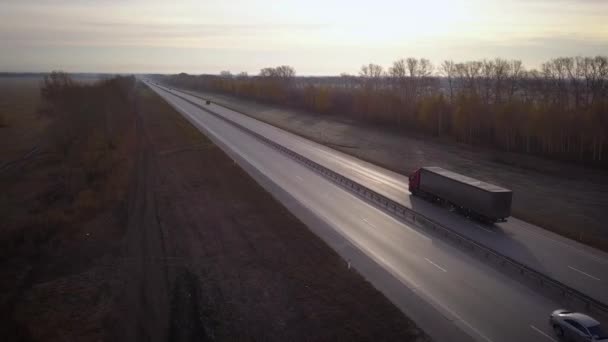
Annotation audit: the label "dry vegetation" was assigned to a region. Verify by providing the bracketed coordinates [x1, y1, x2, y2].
[0, 73, 138, 341]
[0, 75, 427, 341]
[159, 57, 608, 251]
[163, 56, 608, 167]
[114, 84, 427, 341]
[0, 77, 46, 162]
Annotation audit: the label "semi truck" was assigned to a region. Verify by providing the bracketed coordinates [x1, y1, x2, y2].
[408, 167, 513, 223]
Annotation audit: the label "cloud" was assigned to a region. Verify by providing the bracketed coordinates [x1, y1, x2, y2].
[1, 0, 606, 73]
[0, 18, 328, 49]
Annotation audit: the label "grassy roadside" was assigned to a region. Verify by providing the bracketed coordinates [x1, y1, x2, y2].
[1, 77, 429, 341]
[0, 75, 137, 341]
[127, 83, 430, 340]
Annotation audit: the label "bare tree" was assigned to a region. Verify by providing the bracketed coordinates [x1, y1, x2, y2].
[41, 71, 75, 105]
[481, 59, 495, 104]
[440, 60, 456, 101]
[405, 58, 418, 77]
[506, 60, 524, 101]
[418, 58, 434, 77]
[401, 58, 434, 78]
[459, 61, 482, 95]
[493, 58, 510, 103]
[359, 63, 385, 78]
[590, 56, 608, 105]
[389, 59, 407, 78]
[276, 65, 296, 78]
[259, 65, 296, 78]
[259, 67, 275, 77]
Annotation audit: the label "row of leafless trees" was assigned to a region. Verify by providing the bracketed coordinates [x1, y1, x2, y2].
[162, 56, 608, 166]
[41, 71, 136, 157]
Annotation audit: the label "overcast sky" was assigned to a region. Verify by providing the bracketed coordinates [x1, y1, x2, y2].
[1, 0, 606, 75]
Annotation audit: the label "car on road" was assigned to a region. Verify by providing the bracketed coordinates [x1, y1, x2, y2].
[550, 309, 608, 341]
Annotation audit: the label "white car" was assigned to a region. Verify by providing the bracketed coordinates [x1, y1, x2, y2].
[550, 309, 608, 341]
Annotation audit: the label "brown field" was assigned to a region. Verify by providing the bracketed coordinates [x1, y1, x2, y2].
[0, 77, 46, 163]
[0, 75, 138, 341]
[0, 77, 427, 341]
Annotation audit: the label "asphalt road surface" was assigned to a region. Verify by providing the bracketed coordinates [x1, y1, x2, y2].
[145, 80, 598, 342]
[161, 84, 608, 305]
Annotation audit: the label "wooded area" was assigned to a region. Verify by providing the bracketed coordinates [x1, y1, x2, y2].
[161, 57, 608, 167]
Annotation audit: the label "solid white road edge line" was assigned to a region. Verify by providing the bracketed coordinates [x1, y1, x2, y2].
[568, 266, 601, 281]
[361, 217, 376, 228]
[424, 257, 447, 272]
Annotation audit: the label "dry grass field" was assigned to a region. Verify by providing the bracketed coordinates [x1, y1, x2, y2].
[0, 77, 427, 341]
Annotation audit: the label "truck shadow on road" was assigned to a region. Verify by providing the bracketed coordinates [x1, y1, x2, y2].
[404, 196, 602, 315]
[408, 195, 547, 274]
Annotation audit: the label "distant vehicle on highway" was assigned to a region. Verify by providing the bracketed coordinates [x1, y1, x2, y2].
[206, 100, 211, 105]
[550, 309, 608, 341]
[408, 166, 512, 223]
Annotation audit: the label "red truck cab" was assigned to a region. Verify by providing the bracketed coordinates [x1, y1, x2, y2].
[408, 168, 421, 194]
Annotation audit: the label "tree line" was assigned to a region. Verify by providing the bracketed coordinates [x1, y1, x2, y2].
[41, 72, 136, 157]
[161, 57, 608, 166]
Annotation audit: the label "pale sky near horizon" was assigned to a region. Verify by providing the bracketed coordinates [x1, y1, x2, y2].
[1, 0, 607, 75]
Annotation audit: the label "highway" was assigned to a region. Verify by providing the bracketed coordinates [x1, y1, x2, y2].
[165, 85, 608, 306]
[146, 80, 593, 342]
